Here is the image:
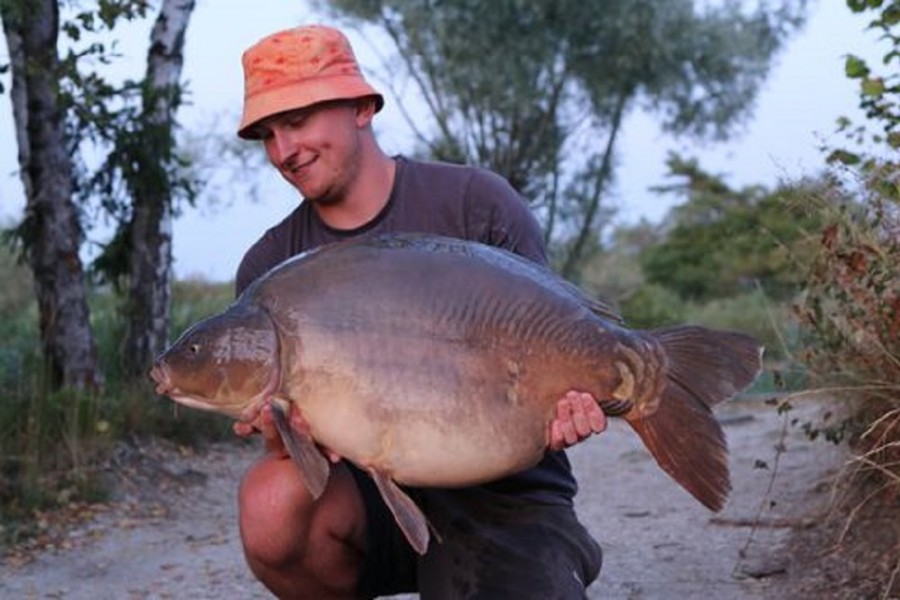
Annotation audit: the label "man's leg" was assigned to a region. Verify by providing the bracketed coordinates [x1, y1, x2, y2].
[417, 487, 602, 600]
[238, 455, 367, 599]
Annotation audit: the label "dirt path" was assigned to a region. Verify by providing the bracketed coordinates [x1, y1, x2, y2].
[0, 397, 855, 598]
[573, 397, 845, 599]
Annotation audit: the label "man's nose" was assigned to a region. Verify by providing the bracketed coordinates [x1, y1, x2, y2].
[268, 129, 296, 166]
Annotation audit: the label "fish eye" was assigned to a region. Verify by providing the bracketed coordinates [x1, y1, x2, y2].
[189, 343, 201, 354]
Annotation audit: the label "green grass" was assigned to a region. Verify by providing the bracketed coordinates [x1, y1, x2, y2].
[0, 255, 236, 535]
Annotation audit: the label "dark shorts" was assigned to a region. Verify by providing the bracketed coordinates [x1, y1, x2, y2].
[349, 467, 603, 599]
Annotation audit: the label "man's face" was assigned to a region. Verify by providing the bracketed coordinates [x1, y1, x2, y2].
[253, 100, 368, 204]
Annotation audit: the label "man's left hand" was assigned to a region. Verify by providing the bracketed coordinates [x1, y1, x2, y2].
[548, 391, 607, 451]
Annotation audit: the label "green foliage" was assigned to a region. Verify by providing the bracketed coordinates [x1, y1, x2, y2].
[830, 0, 900, 164]
[1, 0, 195, 285]
[169, 277, 234, 339]
[639, 154, 830, 302]
[792, 173, 899, 489]
[619, 283, 687, 329]
[787, 0, 900, 512]
[0, 239, 234, 529]
[577, 219, 661, 309]
[55, 0, 151, 42]
[619, 282, 798, 364]
[682, 291, 797, 364]
[0, 253, 108, 518]
[322, 0, 808, 273]
[0, 244, 39, 395]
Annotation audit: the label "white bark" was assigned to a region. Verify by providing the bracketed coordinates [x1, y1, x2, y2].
[1, 0, 101, 389]
[125, 0, 195, 375]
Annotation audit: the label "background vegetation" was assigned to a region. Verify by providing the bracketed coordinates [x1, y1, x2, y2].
[0, 250, 234, 541]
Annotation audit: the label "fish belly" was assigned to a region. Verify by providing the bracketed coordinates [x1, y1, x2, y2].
[284, 327, 558, 487]
[258, 235, 619, 486]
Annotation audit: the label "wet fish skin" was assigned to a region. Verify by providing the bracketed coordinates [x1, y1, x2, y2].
[151, 232, 763, 555]
[150, 302, 280, 420]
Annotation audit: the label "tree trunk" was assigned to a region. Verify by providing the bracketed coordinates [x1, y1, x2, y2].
[560, 90, 629, 280]
[1, 0, 101, 390]
[123, 0, 195, 377]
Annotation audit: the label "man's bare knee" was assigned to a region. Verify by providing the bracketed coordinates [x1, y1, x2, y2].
[239, 454, 314, 568]
[238, 456, 367, 597]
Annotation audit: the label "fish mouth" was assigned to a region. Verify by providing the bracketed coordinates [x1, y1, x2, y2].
[149, 363, 199, 406]
[149, 363, 174, 396]
[148, 362, 237, 415]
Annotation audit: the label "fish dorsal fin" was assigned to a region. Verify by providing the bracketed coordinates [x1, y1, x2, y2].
[270, 400, 330, 499]
[370, 470, 430, 555]
[558, 278, 623, 324]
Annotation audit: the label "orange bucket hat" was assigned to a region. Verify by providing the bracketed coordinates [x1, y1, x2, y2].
[238, 25, 383, 139]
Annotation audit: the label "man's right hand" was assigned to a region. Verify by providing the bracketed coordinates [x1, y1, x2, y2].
[233, 404, 289, 455]
[233, 402, 341, 463]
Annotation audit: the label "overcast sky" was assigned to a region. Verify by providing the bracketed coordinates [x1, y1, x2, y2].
[0, 1, 888, 282]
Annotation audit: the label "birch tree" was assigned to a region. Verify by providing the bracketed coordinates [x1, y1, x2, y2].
[0, 0, 101, 389]
[121, 0, 195, 376]
[2, 0, 196, 385]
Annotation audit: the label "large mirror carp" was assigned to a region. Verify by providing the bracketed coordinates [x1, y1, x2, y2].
[151, 233, 763, 554]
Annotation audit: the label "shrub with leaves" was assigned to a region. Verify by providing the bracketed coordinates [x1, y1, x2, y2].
[794, 182, 899, 474]
[794, 0, 900, 499]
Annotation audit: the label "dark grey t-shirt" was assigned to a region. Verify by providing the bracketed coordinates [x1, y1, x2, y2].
[235, 156, 577, 504]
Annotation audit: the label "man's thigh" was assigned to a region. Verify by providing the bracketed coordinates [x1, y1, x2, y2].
[351, 470, 601, 600]
[418, 487, 602, 600]
[350, 466, 419, 598]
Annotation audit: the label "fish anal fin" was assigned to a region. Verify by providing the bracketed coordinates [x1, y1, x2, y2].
[270, 400, 330, 500]
[370, 470, 431, 555]
[625, 380, 730, 512]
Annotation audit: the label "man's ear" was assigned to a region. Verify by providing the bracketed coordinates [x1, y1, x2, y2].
[355, 96, 378, 127]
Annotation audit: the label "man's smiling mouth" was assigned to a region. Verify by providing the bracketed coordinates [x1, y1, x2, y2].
[288, 156, 317, 175]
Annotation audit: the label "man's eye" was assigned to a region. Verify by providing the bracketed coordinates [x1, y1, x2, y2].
[251, 126, 272, 140]
[287, 115, 307, 128]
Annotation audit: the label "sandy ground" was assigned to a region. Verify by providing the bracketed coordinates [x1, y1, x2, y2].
[0, 396, 874, 599]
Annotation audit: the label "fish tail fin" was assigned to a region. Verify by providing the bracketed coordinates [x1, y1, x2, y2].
[623, 326, 763, 511]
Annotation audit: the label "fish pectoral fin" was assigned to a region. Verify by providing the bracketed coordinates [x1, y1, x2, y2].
[270, 401, 330, 500]
[370, 470, 430, 555]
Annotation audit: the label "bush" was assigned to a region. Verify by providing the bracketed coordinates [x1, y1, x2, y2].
[683, 290, 798, 362]
[0, 256, 237, 534]
[793, 173, 899, 494]
[619, 283, 687, 329]
[622, 284, 807, 394]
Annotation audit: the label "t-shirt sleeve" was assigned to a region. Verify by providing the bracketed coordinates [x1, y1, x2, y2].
[234, 206, 306, 297]
[234, 227, 287, 297]
[235, 243, 266, 298]
[463, 169, 549, 266]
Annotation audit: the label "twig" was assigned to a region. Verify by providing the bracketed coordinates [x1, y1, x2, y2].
[837, 482, 893, 545]
[883, 553, 900, 600]
[732, 407, 790, 576]
[848, 455, 900, 485]
[711, 516, 820, 529]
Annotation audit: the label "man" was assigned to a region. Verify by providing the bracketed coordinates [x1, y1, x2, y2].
[233, 24, 607, 599]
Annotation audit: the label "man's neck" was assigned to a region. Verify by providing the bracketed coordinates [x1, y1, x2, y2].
[314, 148, 396, 231]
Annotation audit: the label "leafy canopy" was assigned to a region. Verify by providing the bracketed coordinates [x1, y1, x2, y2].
[323, 0, 807, 274]
[639, 154, 831, 302]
